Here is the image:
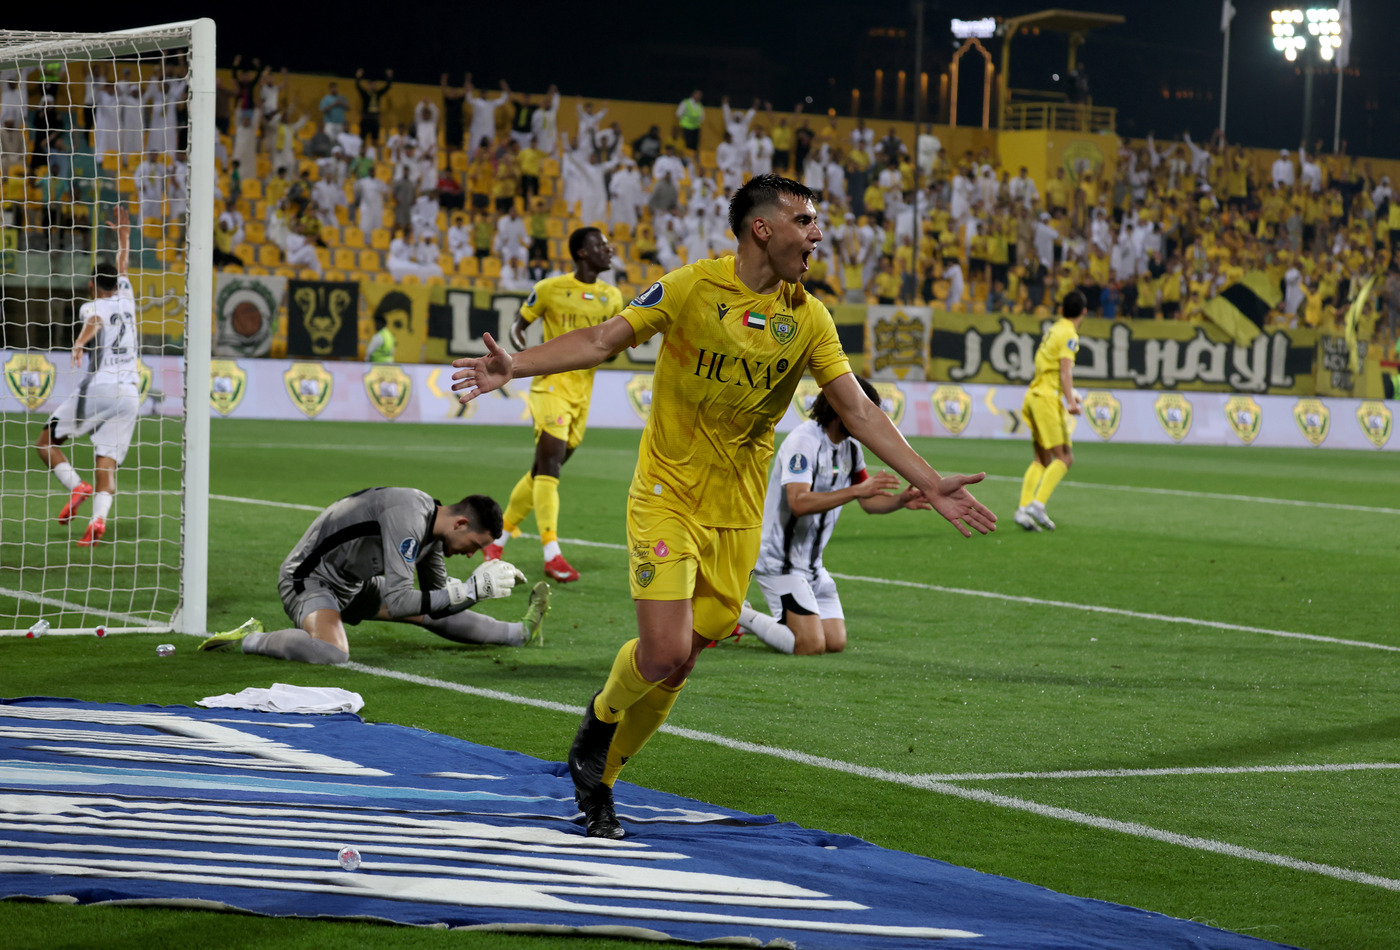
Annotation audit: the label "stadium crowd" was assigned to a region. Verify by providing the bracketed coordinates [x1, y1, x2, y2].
[2, 57, 1398, 350]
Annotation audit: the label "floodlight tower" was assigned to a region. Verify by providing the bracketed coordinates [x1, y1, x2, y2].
[1270, 7, 1342, 147]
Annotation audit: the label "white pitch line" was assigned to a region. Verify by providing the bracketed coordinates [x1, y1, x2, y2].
[825, 572, 1400, 654]
[0, 587, 161, 636]
[341, 662, 1400, 893]
[920, 762, 1400, 782]
[979, 474, 1400, 516]
[207, 495, 1400, 654]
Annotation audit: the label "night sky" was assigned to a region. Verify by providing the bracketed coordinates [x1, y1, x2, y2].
[25, 0, 1400, 158]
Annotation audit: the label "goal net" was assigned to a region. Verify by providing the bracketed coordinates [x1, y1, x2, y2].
[0, 20, 212, 635]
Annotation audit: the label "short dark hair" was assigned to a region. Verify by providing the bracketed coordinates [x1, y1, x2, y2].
[809, 376, 880, 428]
[1062, 289, 1087, 319]
[450, 494, 503, 538]
[93, 258, 118, 292]
[568, 226, 603, 261]
[728, 173, 816, 240]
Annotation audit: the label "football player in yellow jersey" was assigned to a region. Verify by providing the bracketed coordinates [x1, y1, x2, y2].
[1015, 290, 1085, 532]
[484, 227, 623, 584]
[450, 175, 996, 838]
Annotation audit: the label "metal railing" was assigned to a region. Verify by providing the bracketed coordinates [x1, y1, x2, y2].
[1002, 101, 1116, 133]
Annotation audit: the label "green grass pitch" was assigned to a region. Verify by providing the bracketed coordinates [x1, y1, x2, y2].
[2, 417, 1398, 949]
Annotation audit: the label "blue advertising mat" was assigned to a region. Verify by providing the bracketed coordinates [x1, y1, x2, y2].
[0, 697, 1297, 949]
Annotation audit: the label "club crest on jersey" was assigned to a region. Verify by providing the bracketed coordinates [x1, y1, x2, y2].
[625, 373, 654, 420]
[1293, 398, 1330, 446]
[931, 385, 972, 436]
[209, 359, 248, 416]
[1356, 400, 1393, 448]
[399, 538, 418, 563]
[1082, 390, 1122, 440]
[634, 561, 656, 588]
[1154, 393, 1193, 442]
[364, 364, 412, 420]
[788, 453, 810, 475]
[769, 313, 797, 345]
[1224, 395, 1262, 445]
[632, 281, 664, 308]
[283, 362, 333, 418]
[3, 352, 56, 410]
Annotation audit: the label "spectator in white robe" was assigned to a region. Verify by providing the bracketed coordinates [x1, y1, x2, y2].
[608, 158, 644, 229]
[0, 68, 30, 132]
[142, 69, 185, 157]
[563, 137, 613, 225]
[91, 78, 121, 162]
[411, 192, 440, 241]
[465, 76, 507, 152]
[1272, 149, 1296, 189]
[531, 85, 561, 156]
[271, 112, 307, 177]
[446, 214, 472, 264]
[134, 152, 165, 222]
[285, 224, 323, 276]
[167, 154, 189, 223]
[715, 132, 745, 193]
[232, 112, 259, 181]
[413, 99, 439, 153]
[310, 176, 344, 229]
[354, 175, 390, 234]
[746, 128, 774, 177]
[115, 68, 144, 158]
[575, 100, 607, 144]
[652, 146, 687, 187]
[493, 205, 528, 260]
[721, 97, 757, 142]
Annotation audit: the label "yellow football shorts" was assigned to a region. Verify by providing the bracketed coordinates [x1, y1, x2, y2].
[1021, 389, 1071, 450]
[625, 496, 759, 641]
[529, 389, 589, 449]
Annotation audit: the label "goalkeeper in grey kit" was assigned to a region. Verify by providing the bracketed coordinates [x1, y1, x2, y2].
[200, 487, 549, 664]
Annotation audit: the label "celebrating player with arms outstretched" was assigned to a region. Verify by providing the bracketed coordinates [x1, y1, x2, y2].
[451, 174, 996, 838]
[34, 206, 138, 546]
[485, 227, 624, 583]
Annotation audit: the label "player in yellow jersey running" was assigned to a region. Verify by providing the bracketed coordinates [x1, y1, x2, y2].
[484, 227, 624, 583]
[1015, 290, 1086, 532]
[451, 174, 996, 838]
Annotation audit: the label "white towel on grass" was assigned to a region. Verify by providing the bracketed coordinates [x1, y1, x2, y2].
[198, 683, 364, 714]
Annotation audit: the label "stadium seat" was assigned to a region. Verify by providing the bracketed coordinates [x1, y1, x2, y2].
[359, 248, 382, 270]
[480, 256, 501, 278]
[273, 266, 296, 278]
[539, 176, 555, 196]
[458, 257, 479, 277]
[344, 227, 365, 247]
[449, 151, 468, 172]
[370, 229, 390, 250]
[333, 249, 357, 270]
[246, 265, 270, 276]
[315, 248, 330, 268]
[324, 269, 347, 282]
[245, 222, 265, 243]
[426, 275, 445, 287]
[374, 163, 392, 183]
[542, 158, 560, 178]
[545, 218, 565, 239]
[242, 179, 262, 200]
[256, 244, 280, 267]
[402, 274, 421, 286]
[612, 222, 632, 241]
[297, 268, 320, 280]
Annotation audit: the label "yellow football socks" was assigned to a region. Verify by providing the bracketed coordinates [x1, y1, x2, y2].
[534, 474, 560, 545]
[502, 472, 534, 535]
[1020, 461, 1045, 507]
[602, 679, 685, 786]
[593, 638, 663, 724]
[1035, 459, 1068, 504]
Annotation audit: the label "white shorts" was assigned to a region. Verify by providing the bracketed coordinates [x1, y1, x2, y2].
[48, 380, 139, 465]
[753, 568, 844, 622]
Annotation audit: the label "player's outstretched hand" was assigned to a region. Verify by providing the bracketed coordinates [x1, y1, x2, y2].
[471, 559, 527, 600]
[855, 469, 901, 498]
[897, 486, 935, 511]
[928, 472, 997, 538]
[450, 332, 512, 404]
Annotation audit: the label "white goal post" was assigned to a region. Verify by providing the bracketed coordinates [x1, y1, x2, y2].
[0, 19, 212, 635]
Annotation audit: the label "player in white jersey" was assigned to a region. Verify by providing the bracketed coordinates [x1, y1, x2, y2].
[34, 207, 140, 546]
[737, 379, 932, 654]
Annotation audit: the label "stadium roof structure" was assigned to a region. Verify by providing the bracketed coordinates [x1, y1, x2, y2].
[997, 8, 1126, 131]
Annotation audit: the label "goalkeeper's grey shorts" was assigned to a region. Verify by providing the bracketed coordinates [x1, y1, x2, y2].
[278, 573, 384, 627]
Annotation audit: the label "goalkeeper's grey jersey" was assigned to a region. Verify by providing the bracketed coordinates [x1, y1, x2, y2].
[281, 487, 449, 619]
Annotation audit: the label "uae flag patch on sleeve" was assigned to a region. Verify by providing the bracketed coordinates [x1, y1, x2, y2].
[742, 311, 768, 330]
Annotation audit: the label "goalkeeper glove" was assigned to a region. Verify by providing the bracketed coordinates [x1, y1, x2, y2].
[470, 559, 527, 600]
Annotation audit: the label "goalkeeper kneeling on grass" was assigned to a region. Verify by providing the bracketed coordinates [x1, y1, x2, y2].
[200, 488, 549, 665]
